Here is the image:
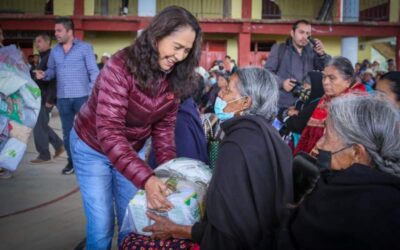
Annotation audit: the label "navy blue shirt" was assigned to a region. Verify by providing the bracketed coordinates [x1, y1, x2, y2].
[149, 97, 209, 168]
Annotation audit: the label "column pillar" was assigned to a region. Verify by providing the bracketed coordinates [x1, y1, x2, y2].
[74, 0, 84, 15]
[138, 0, 156, 16]
[238, 23, 251, 66]
[138, 0, 156, 36]
[242, 0, 252, 19]
[340, 0, 359, 67]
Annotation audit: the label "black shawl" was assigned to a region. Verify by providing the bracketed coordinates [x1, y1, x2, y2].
[192, 115, 293, 249]
[285, 164, 400, 250]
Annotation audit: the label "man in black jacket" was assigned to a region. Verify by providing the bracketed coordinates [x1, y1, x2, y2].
[30, 34, 64, 164]
[265, 20, 331, 109]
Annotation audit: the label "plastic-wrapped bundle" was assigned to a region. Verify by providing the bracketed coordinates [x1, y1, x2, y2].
[121, 158, 212, 236]
[0, 45, 41, 171]
[0, 45, 31, 75]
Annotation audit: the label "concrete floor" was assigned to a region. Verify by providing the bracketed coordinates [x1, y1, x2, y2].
[0, 110, 118, 250]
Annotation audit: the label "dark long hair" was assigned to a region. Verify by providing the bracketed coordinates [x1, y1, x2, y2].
[381, 71, 400, 101]
[126, 6, 202, 98]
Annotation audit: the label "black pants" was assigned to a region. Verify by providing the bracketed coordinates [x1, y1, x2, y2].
[33, 104, 63, 160]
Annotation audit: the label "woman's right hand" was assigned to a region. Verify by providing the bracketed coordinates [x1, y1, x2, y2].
[144, 176, 173, 211]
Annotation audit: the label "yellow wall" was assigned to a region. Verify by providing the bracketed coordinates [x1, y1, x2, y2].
[252, 34, 286, 43]
[85, 0, 95, 15]
[323, 37, 341, 57]
[0, 0, 47, 14]
[390, 0, 399, 22]
[203, 34, 238, 61]
[275, 0, 324, 20]
[0, 0, 140, 16]
[231, 0, 242, 18]
[157, 0, 223, 18]
[81, 30, 366, 66]
[84, 32, 136, 61]
[252, 0, 262, 19]
[227, 37, 238, 61]
[32, 32, 135, 62]
[94, 0, 138, 16]
[54, 0, 74, 16]
[358, 38, 373, 62]
[358, 45, 372, 62]
[360, 0, 388, 10]
[252, 34, 341, 57]
[252, 34, 376, 63]
[251, 0, 340, 21]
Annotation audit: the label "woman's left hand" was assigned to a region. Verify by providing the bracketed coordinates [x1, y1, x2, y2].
[143, 212, 177, 240]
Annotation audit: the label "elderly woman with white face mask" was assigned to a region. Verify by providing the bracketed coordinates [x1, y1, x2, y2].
[281, 95, 400, 250]
[138, 67, 293, 249]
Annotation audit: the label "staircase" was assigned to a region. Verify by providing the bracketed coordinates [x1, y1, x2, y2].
[372, 42, 395, 59]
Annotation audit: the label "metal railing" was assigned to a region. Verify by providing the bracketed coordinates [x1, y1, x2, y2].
[0, 0, 391, 23]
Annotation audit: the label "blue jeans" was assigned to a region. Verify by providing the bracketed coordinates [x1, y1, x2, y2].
[70, 128, 137, 250]
[57, 96, 88, 163]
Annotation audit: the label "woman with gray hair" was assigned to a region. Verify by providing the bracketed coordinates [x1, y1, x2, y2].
[294, 56, 367, 155]
[142, 67, 293, 249]
[283, 94, 400, 250]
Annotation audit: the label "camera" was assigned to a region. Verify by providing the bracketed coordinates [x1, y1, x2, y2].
[308, 36, 317, 47]
[290, 80, 302, 97]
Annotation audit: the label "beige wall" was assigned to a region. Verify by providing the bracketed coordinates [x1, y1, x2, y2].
[358, 38, 374, 62]
[252, 34, 342, 57]
[84, 31, 136, 62]
[33, 32, 135, 59]
[231, 0, 242, 18]
[54, 0, 74, 16]
[252, 0, 262, 19]
[94, 0, 138, 16]
[360, 0, 388, 10]
[227, 37, 238, 61]
[85, 0, 95, 15]
[0, 0, 47, 14]
[390, 0, 400, 22]
[275, 0, 324, 20]
[157, 0, 224, 18]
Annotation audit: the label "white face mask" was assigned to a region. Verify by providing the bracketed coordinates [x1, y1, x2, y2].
[214, 96, 246, 121]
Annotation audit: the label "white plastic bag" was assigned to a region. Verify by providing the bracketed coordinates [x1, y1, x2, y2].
[19, 84, 41, 110]
[9, 121, 32, 144]
[0, 70, 27, 96]
[0, 45, 30, 75]
[0, 45, 41, 171]
[0, 137, 27, 171]
[155, 157, 212, 184]
[121, 158, 212, 236]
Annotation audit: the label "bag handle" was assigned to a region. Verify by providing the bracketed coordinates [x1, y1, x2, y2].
[203, 117, 214, 139]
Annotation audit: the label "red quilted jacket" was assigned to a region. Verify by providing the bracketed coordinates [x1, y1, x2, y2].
[74, 50, 179, 188]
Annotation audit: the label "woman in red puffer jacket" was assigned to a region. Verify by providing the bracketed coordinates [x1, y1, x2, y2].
[70, 6, 203, 250]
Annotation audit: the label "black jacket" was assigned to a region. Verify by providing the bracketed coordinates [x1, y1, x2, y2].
[30, 49, 57, 105]
[192, 115, 293, 249]
[282, 164, 400, 250]
[265, 39, 330, 109]
[282, 71, 324, 134]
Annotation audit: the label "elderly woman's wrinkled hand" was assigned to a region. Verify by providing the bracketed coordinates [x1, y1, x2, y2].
[143, 212, 177, 240]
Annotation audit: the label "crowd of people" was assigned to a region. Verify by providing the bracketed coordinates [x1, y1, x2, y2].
[0, 5, 400, 250]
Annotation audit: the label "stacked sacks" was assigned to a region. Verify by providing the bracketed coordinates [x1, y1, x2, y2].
[0, 45, 41, 171]
[121, 158, 212, 236]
